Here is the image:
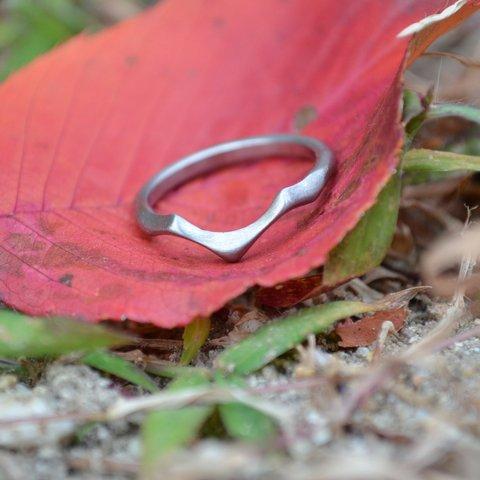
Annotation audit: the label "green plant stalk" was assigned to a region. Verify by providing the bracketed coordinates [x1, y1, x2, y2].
[428, 103, 480, 124]
[403, 149, 480, 173]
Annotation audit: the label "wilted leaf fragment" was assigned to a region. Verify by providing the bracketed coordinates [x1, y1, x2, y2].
[141, 373, 212, 472]
[335, 308, 407, 348]
[83, 350, 158, 393]
[0, 310, 128, 358]
[323, 175, 401, 287]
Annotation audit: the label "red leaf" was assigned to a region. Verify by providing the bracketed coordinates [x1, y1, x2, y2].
[335, 308, 407, 348]
[0, 1, 477, 327]
[256, 274, 327, 308]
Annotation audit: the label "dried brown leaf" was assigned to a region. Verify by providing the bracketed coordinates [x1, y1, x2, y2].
[335, 308, 407, 348]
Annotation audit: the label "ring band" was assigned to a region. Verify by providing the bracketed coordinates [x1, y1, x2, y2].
[136, 134, 333, 262]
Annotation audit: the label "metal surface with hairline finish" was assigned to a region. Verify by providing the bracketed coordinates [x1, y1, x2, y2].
[136, 134, 333, 262]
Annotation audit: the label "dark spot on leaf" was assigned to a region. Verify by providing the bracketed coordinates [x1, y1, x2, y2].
[293, 105, 318, 132]
[38, 215, 61, 235]
[34, 141, 50, 151]
[125, 55, 139, 67]
[212, 17, 225, 28]
[59, 273, 74, 287]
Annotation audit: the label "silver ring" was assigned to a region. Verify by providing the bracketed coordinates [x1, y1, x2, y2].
[136, 134, 333, 262]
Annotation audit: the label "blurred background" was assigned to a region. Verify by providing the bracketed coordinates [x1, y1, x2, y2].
[0, 0, 156, 80]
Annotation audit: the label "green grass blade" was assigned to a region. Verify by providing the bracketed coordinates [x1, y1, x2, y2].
[216, 375, 276, 442]
[143, 406, 212, 468]
[219, 401, 276, 442]
[215, 301, 376, 375]
[180, 316, 211, 365]
[403, 149, 480, 173]
[141, 373, 213, 473]
[0, 310, 129, 358]
[429, 103, 480, 124]
[323, 174, 401, 286]
[82, 350, 158, 393]
[146, 360, 211, 380]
